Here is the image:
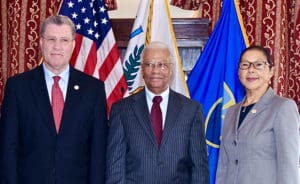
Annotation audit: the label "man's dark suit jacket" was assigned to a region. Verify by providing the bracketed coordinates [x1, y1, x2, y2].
[106, 89, 209, 184]
[0, 65, 108, 184]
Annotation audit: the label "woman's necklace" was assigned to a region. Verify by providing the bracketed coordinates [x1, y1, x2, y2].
[241, 103, 255, 113]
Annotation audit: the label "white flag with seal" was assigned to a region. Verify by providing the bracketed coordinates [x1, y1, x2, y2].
[123, 0, 189, 96]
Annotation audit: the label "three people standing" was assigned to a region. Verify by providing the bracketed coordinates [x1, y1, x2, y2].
[0, 14, 298, 184]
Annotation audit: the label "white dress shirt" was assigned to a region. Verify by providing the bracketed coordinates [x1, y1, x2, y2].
[145, 86, 169, 129]
[43, 64, 69, 102]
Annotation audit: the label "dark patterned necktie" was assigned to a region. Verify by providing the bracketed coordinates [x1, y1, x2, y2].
[150, 96, 163, 145]
[52, 76, 64, 133]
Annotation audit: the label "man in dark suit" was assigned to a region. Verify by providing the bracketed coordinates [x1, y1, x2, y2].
[106, 41, 209, 184]
[0, 15, 108, 184]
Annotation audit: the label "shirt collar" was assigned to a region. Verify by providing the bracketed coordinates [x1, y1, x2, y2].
[43, 63, 70, 83]
[145, 86, 169, 102]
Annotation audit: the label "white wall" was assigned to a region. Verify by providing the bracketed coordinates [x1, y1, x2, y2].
[108, 0, 199, 18]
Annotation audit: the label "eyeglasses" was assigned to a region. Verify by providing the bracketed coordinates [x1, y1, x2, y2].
[239, 61, 269, 70]
[42, 35, 74, 46]
[142, 61, 173, 70]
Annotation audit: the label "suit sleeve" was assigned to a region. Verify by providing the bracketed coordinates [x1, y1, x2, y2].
[89, 82, 108, 184]
[274, 100, 300, 184]
[0, 78, 19, 184]
[215, 108, 233, 184]
[215, 137, 228, 184]
[189, 104, 210, 184]
[106, 103, 126, 184]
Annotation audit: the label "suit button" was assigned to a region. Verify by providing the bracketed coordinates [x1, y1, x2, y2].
[235, 160, 238, 165]
[233, 140, 237, 146]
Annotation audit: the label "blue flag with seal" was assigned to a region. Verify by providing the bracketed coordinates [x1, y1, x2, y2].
[187, 0, 249, 183]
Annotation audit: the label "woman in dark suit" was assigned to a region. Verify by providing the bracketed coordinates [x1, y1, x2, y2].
[216, 45, 300, 184]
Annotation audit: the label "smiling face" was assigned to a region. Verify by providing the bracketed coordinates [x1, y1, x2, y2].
[238, 49, 274, 94]
[40, 23, 75, 75]
[142, 46, 173, 95]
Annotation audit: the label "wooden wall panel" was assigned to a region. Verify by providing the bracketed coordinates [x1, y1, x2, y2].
[110, 18, 210, 76]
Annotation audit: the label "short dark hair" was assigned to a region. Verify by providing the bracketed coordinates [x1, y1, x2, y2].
[40, 15, 76, 39]
[239, 45, 273, 67]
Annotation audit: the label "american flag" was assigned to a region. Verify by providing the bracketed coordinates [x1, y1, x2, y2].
[59, 0, 128, 114]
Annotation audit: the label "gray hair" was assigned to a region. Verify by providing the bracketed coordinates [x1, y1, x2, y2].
[142, 41, 174, 63]
[40, 15, 76, 39]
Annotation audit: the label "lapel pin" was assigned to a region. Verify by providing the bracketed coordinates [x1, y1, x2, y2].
[74, 85, 80, 90]
[251, 109, 257, 114]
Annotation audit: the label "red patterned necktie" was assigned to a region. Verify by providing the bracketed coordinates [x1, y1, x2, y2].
[150, 96, 163, 145]
[52, 76, 64, 133]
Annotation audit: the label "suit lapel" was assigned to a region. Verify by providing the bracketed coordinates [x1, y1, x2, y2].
[132, 90, 158, 147]
[238, 88, 274, 131]
[59, 68, 81, 134]
[234, 103, 243, 131]
[160, 90, 182, 147]
[30, 65, 57, 133]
